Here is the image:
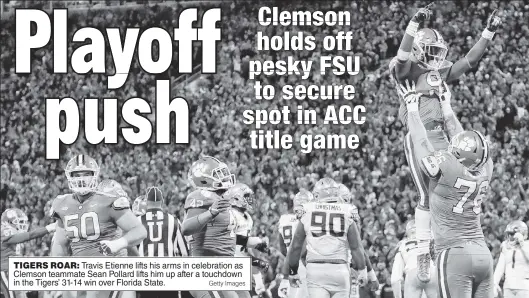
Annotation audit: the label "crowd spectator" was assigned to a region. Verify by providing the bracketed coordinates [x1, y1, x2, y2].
[1, 1, 528, 296]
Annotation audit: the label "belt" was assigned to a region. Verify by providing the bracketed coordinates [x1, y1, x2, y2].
[307, 259, 347, 264]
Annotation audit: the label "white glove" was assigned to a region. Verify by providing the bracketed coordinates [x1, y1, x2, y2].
[288, 274, 301, 288]
[99, 238, 128, 256]
[46, 222, 57, 233]
[357, 268, 368, 287]
[397, 80, 422, 112]
[278, 279, 290, 298]
[494, 284, 502, 297]
[514, 232, 525, 246]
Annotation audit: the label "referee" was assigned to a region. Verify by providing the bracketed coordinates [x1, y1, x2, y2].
[137, 186, 190, 298]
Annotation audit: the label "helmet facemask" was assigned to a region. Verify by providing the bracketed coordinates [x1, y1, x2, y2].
[413, 34, 448, 70]
[66, 170, 99, 195]
[13, 216, 29, 232]
[210, 165, 236, 190]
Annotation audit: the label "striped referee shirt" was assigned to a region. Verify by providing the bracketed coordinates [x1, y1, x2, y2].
[138, 208, 189, 257]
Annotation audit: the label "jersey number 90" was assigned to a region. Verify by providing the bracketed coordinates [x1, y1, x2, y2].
[64, 212, 100, 242]
[311, 211, 345, 237]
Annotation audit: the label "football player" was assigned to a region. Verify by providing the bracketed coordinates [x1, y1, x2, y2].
[1, 208, 56, 298]
[336, 184, 379, 297]
[224, 183, 269, 298]
[391, 220, 437, 298]
[391, 3, 501, 282]
[493, 220, 529, 298]
[50, 155, 147, 298]
[181, 156, 238, 298]
[287, 180, 368, 298]
[278, 189, 313, 298]
[400, 81, 494, 298]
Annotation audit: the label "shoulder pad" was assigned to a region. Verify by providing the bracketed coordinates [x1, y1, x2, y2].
[51, 194, 72, 216]
[185, 190, 216, 209]
[112, 196, 131, 210]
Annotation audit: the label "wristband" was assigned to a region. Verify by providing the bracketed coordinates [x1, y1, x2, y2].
[406, 21, 419, 37]
[113, 237, 129, 251]
[368, 269, 377, 282]
[407, 102, 419, 112]
[482, 29, 495, 40]
[209, 207, 219, 217]
[289, 267, 298, 276]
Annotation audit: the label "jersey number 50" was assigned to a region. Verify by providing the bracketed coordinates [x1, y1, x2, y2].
[64, 212, 100, 242]
[311, 211, 345, 237]
[452, 178, 489, 215]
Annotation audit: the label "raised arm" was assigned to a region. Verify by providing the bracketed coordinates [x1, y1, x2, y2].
[439, 82, 464, 139]
[398, 81, 434, 161]
[393, 3, 433, 80]
[446, 10, 502, 82]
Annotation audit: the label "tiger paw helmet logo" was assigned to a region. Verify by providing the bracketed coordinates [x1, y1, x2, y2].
[456, 137, 476, 151]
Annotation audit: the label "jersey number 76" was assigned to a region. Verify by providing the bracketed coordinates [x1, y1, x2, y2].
[452, 178, 489, 215]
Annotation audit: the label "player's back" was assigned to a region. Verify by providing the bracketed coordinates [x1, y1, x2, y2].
[184, 189, 235, 257]
[52, 191, 126, 256]
[138, 209, 179, 257]
[301, 202, 356, 262]
[278, 213, 298, 249]
[0, 224, 20, 271]
[430, 151, 492, 251]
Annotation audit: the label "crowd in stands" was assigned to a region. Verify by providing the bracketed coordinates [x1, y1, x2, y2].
[1, 1, 528, 297]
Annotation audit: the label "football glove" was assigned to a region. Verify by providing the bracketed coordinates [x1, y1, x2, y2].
[412, 2, 434, 23]
[514, 232, 525, 246]
[99, 238, 128, 256]
[254, 241, 269, 254]
[209, 197, 231, 216]
[252, 259, 269, 272]
[397, 80, 422, 112]
[288, 274, 301, 288]
[357, 268, 368, 287]
[486, 10, 502, 32]
[438, 82, 451, 105]
[278, 279, 290, 298]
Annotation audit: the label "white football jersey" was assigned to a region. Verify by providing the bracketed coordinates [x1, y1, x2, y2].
[231, 208, 253, 257]
[278, 213, 298, 249]
[301, 202, 357, 263]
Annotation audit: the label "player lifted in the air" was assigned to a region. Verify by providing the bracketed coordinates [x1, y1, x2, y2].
[224, 182, 269, 298]
[287, 179, 368, 298]
[181, 155, 238, 298]
[390, 3, 501, 282]
[278, 189, 313, 298]
[1, 208, 56, 298]
[400, 81, 494, 298]
[493, 220, 529, 298]
[391, 220, 437, 298]
[50, 155, 147, 298]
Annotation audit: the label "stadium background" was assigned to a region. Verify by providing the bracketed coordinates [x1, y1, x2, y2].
[1, 0, 528, 297]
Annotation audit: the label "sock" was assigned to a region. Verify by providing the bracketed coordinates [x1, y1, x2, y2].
[415, 208, 431, 255]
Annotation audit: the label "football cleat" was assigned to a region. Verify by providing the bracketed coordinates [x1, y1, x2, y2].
[1, 208, 29, 232]
[412, 28, 448, 70]
[188, 156, 235, 191]
[65, 154, 100, 194]
[293, 189, 314, 219]
[224, 183, 255, 212]
[448, 130, 490, 171]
